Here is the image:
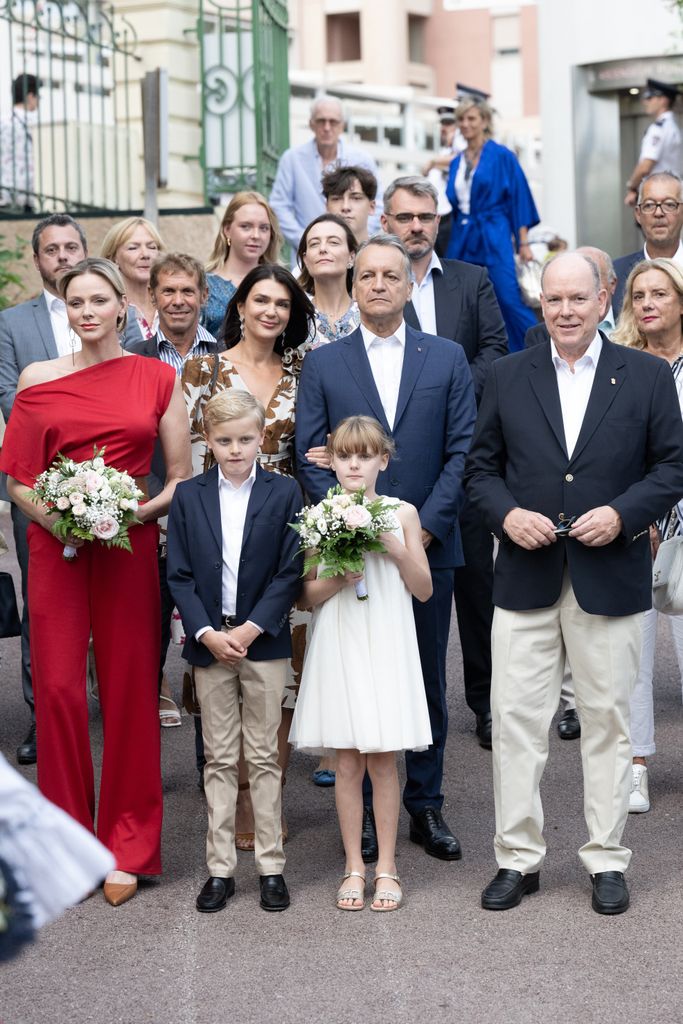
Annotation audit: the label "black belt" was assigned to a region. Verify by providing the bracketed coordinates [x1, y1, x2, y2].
[223, 615, 237, 628]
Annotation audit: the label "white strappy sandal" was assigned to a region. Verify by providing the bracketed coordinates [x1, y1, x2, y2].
[370, 873, 403, 912]
[336, 871, 366, 911]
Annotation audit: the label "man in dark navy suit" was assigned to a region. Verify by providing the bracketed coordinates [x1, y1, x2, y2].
[296, 234, 477, 862]
[466, 252, 683, 915]
[382, 175, 507, 750]
[613, 171, 683, 316]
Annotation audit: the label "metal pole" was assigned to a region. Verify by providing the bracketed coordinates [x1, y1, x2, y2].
[141, 68, 168, 224]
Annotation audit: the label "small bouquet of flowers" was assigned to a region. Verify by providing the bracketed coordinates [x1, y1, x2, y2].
[30, 447, 144, 561]
[291, 485, 399, 600]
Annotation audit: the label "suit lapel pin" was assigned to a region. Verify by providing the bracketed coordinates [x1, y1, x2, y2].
[610, 377, 616, 385]
[417, 347, 422, 352]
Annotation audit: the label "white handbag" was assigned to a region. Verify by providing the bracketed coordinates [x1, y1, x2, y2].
[652, 535, 683, 615]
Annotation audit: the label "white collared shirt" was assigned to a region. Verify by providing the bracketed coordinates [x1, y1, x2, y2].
[643, 239, 683, 265]
[218, 461, 256, 617]
[550, 332, 603, 459]
[360, 320, 406, 429]
[410, 251, 442, 337]
[43, 288, 81, 357]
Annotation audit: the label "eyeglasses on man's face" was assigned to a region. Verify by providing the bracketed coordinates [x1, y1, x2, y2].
[386, 212, 438, 224]
[637, 200, 682, 215]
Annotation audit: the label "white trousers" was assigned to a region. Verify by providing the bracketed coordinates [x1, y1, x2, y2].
[491, 572, 643, 875]
[630, 606, 683, 757]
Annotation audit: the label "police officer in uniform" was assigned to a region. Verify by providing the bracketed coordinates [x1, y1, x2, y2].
[625, 78, 682, 207]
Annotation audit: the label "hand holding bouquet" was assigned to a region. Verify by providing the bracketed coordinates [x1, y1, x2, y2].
[291, 486, 399, 599]
[30, 447, 145, 561]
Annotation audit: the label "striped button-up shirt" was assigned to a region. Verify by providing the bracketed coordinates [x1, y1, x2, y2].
[156, 323, 216, 377]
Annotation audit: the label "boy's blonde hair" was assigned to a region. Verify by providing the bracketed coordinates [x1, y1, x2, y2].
[203, 390, 266, 432]
[327, 415, 396, 458]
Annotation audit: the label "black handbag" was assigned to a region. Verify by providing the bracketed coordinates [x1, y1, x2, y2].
[0, 571, 21, 638]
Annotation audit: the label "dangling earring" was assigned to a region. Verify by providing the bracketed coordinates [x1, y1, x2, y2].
[239, 313, 245, 342]
[226, 237, 231, 248]
[70, 329, 76, 366]
[279, 328, 286, 346]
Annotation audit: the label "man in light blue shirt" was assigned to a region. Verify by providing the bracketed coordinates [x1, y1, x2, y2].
[270, 95, 383, 254]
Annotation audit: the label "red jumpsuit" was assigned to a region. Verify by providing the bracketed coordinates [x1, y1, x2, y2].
[0, 356, 175, 874]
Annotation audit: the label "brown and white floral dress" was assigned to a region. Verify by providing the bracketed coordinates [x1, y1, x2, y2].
[181, 346, 308, 708]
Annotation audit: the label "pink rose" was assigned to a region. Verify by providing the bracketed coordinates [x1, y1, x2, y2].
[92, 516, 119, 541]
[342, 505, 372, 529]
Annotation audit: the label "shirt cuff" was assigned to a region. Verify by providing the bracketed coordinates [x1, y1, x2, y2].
[195, 625, 212, 642]
[246, 619, 264, 634]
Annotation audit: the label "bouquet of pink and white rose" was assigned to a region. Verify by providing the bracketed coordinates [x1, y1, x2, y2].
[291, 485, 399, 600]
[30, 446, 144, 561]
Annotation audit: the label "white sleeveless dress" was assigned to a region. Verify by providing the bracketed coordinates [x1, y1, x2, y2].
[289, 502, 433, 754]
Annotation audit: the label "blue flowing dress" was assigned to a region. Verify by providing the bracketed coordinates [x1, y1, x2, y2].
[445, 139, 540, 352]
[202, 274, 236, 340]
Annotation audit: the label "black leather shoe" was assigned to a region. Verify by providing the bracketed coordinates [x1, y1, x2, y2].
[475, 712, 492, 750]
[16, 723, 37, 765]
[481, 868, 540, 910]
[361, 805, 378, 863]
[557, 708, 581, 740]
[409, 807, 462, 861]
[591, 871, 629, 915]
[196, 876, 235, 913]
[259, 874, 290, 911]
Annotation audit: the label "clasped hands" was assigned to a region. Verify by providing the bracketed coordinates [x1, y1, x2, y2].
[503, 506, 622, 550]
[201, 622, 261, 665]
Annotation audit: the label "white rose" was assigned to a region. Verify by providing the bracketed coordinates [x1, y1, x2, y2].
[56, 496, 71, 511]
[92, 516, 119, 541]
[72, 504, 87, 519]
[92, 457, 105, 470]
[69, 492, 86, 506]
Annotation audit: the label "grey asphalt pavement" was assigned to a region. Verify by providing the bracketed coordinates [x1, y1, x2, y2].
[1, 506, 683, 1024]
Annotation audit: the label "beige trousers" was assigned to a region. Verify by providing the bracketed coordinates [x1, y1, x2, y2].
[491, 571, 643, 875]
[195, 645, 287, 877]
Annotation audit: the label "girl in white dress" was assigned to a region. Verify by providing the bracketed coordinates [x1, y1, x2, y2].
[289, 416, 433, 912]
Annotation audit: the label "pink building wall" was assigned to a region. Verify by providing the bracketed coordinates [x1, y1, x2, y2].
[424, 9, 492, 101]
[521, 4, 539, 117]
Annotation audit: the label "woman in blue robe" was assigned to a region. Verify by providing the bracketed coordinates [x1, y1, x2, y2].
[446, 98, 540, 352]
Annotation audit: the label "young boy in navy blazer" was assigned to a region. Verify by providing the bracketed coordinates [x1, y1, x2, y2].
[167, 391, 303, 913]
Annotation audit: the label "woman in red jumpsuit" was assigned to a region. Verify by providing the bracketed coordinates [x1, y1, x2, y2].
[0, 257, 191, 906]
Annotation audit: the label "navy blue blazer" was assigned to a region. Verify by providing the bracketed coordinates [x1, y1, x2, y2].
[465, 335, 683, 615]
[295, 324, 477, 569]
[166, 463, 304, 666]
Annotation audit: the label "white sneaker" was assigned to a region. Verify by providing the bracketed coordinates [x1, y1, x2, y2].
[629, 764, 650, 813]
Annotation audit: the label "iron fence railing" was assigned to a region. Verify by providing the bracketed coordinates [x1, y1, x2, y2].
[0, 0, 141, 216]
[197, 0, 289, 203]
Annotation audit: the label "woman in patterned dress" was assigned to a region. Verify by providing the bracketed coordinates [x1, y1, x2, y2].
[297, 213, 360, 350]
[182, 264, 315, 845]
[203, 192, 283, 340]
[612, 257, 683, 814]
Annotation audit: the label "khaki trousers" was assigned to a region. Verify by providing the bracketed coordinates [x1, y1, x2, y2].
[491, 571, 643, 875]
[195, 645, 287, 877]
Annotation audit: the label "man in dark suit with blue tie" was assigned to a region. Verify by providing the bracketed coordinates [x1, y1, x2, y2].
[296, 235, 477, 861]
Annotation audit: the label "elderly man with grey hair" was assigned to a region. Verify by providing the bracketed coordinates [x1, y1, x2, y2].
[270, 95, 383, 255]
[466, 251, 683, 915]
[296, 233, 477, 865]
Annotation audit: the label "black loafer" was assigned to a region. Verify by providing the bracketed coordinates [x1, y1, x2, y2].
[361, 805, 378, 864]
[557, 708, 581, 740]
[409, 807, 462, 861]
[259, 874, 290, 911]
[475, 712, 492, 750]
[196, 876, 235, 913]
[481, 868, 540, 910]
[17, 723, 37, 765]
[591, 871, 629, 915]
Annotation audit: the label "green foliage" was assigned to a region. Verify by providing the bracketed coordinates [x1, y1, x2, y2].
[0, 235, 25, 311]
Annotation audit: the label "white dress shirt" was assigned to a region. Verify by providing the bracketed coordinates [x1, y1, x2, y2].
[644, 239, 683, 266]
[410, 251, 442, 337]
[360, 320, 406, 429]
[194, 462, 260, 642]
[43, 289, 81, 357]
[550, 333, 602, 459]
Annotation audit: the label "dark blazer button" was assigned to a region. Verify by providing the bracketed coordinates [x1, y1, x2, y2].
[565, 473, 574, 482]
[214, 561, 221, 569]
[390, 478, 399, 486]
[213, 599, 219, 606]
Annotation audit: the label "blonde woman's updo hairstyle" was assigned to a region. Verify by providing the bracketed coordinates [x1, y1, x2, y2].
[327, 415, 396, 459]
[59, 257, 128, 332]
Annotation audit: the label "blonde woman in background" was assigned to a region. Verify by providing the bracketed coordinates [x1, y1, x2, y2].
[204, 192, 283, 339]
[100, 216, 165, 341]
[613, 257, 683, 815]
